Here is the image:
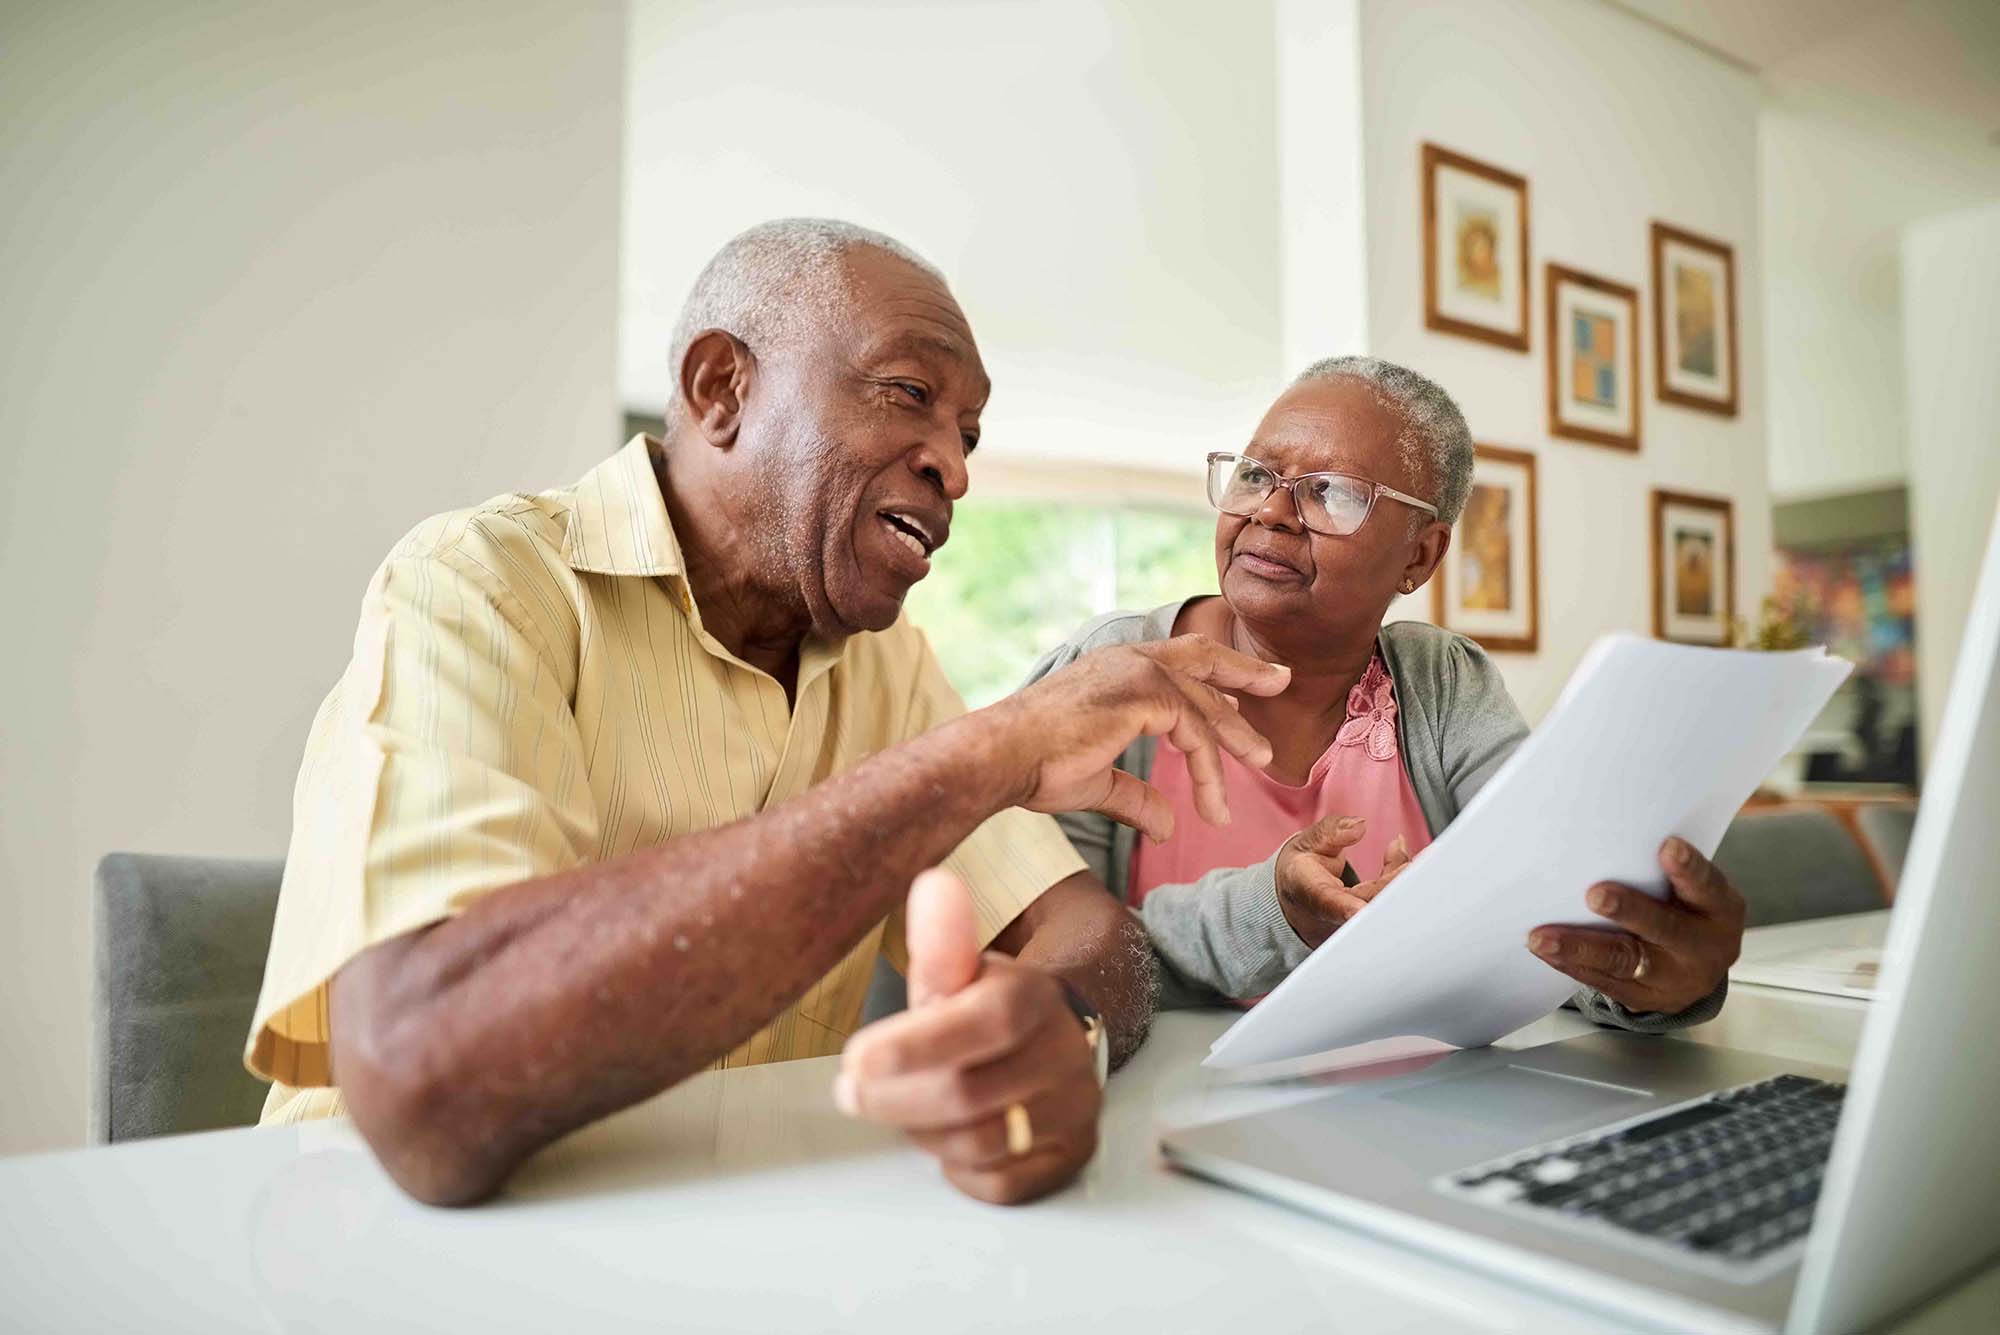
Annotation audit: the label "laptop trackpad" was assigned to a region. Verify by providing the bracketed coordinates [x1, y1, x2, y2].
[1381, 1065, 1654, 1137]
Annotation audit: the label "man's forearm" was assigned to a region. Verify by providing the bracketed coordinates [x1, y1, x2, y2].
[332, 710, 1021, 1205]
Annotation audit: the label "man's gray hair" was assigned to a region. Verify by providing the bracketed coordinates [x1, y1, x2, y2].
[666, 218, 946, 409]
[1291, 355, 1476, 526]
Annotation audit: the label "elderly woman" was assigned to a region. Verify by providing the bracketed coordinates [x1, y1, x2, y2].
[1028, 356, 1742, 1025]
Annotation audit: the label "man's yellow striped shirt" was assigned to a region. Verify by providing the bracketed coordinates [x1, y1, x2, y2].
[246, 436, 1085, 1123]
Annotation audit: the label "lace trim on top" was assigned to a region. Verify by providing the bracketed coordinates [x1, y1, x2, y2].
[1332, 654, 1399, 762]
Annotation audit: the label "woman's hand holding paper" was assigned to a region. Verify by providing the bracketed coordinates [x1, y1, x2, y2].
[1527, 836, 1746, 1014]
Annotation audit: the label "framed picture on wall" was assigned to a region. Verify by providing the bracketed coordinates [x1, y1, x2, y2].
[1422, 144, 1530, 352]
[1545, 263, 1641, 451]
[1651, 222, 1738, 416]
[1435, 444, 1539, 652]
[1651, 488, 1735, 644]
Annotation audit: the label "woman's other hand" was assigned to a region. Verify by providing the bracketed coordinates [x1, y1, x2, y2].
[1275, 815, 1412, 948]
[1527, 836, 1747, 1015]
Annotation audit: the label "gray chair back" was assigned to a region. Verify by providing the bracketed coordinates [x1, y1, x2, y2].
[1854, 802, 1918, 889]
[91, 853, 283, 1143]
[862, 954, 908, 1024]
[1711, 807, 1887, 928]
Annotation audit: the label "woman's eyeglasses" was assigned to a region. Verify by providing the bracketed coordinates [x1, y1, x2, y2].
[1205, 452, 1439, 537]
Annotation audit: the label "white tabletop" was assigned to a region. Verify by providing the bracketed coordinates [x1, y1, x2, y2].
[2, 923, 1993, 1334]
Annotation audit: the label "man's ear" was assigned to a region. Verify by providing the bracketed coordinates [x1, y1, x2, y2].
[1404, 521, 1452, 591]
[678, 329, 754, 448]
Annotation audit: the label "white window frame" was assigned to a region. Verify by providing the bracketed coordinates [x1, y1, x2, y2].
[966, 456, 1211, 515]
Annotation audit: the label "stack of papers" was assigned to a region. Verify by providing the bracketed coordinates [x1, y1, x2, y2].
[1205, 634, 1851, 1070]
[1731, 947, 1880, 999]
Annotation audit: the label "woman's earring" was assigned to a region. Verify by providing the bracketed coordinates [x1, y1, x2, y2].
[1400, 578, 1416, 595]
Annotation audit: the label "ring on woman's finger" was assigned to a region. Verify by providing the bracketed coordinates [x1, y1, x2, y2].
[1632, 943, 1651, 982]
[1004, 1102, 1034, 1156]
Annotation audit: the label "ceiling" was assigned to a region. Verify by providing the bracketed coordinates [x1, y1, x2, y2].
[1603, 0, 2000, 144]
[1604, 0, 2000, 230]
[1599, 0, 1901, 71]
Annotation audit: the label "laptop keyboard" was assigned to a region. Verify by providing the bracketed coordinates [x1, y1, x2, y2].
[1444, 1073, 1846, 1267]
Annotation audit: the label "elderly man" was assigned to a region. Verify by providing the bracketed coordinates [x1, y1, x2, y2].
[246, 218, 1289, 1207]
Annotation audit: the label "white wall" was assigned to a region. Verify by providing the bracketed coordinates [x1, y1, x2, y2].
[1274, 0, 1370, 374]
[0, 0, 624, 1155]
[1901, 204, 2000, 765]
[1355, 0, 1770, 722]
[622, 0, 1284, 477]
[1760, 93, 2000, 502]
[1760, 106, 1912, 501]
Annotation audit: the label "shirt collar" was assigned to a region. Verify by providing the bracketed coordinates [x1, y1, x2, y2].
[566, 435, 847, 692]
[562, 435, 686, 578]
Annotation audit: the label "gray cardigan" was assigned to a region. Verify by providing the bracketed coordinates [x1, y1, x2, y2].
[1022, 600, 1725, 1032]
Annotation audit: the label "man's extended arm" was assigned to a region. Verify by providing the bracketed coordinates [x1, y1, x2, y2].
[331, 635, 1284, 1206]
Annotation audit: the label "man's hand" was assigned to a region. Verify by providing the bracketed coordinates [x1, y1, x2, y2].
[1275, 814, 1412, 948]
[836, 870, 1103, 1205]
[1528, 836, 1746, 1015]
[980, 635, 1290, 843]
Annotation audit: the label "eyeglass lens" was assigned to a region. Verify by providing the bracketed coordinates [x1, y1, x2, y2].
[1207, 455, 1373, 536]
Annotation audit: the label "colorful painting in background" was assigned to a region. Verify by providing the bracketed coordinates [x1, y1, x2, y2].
[1459, 483, 1513, 611]
[1571, 309, 1618, 408]
[1775, 540, 1918, 787]
[1674, 262, 1719, 376]
[1454, 206, 1501, 298]
[1773, 543, 1916, 685]
[1673, 528, 1717, 616]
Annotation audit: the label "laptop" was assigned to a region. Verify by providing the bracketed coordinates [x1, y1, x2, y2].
[1161, 506, 2000, 1335]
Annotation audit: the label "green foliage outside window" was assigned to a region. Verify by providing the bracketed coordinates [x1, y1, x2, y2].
[905, 502, 1220, 706]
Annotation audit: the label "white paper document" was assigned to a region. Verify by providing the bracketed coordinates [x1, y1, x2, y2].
[1205, 634, 1852, 1070]
[1731, 947, 1882, 1000]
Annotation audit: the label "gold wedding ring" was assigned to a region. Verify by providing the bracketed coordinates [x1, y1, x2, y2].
[1004, 1102, 1033, 1156]
[1633, 943, 1651, 982]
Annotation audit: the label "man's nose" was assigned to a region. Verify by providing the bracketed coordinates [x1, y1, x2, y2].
[910, 431, 970, 501]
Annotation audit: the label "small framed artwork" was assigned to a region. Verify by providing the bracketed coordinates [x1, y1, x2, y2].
[1423, 144, 1531, 352]
[1546, 263, 1641, 451]
[1651, 488, 1736, 644]
[1435, 444, 1539, 653]
[1651, 222, 1738, 417]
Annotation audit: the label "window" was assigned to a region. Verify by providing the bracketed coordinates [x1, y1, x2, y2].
[906, 501, 1219, 706]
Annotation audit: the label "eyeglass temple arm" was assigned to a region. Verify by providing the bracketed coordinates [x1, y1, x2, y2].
[1378, 482, 1440, 516]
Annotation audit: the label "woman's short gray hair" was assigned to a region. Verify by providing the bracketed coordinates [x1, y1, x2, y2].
[1291, 355, 1475, 526]
[667, 218, 946, 408]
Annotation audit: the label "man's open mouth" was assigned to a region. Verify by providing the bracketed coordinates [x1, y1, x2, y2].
[878, 509, 939, 560]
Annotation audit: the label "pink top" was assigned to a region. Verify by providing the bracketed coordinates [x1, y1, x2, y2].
[1129, 652, 1433, 905]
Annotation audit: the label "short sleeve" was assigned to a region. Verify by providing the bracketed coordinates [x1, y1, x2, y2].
[244, 544, 593, 1089]
[879, 626, 1087, 973]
